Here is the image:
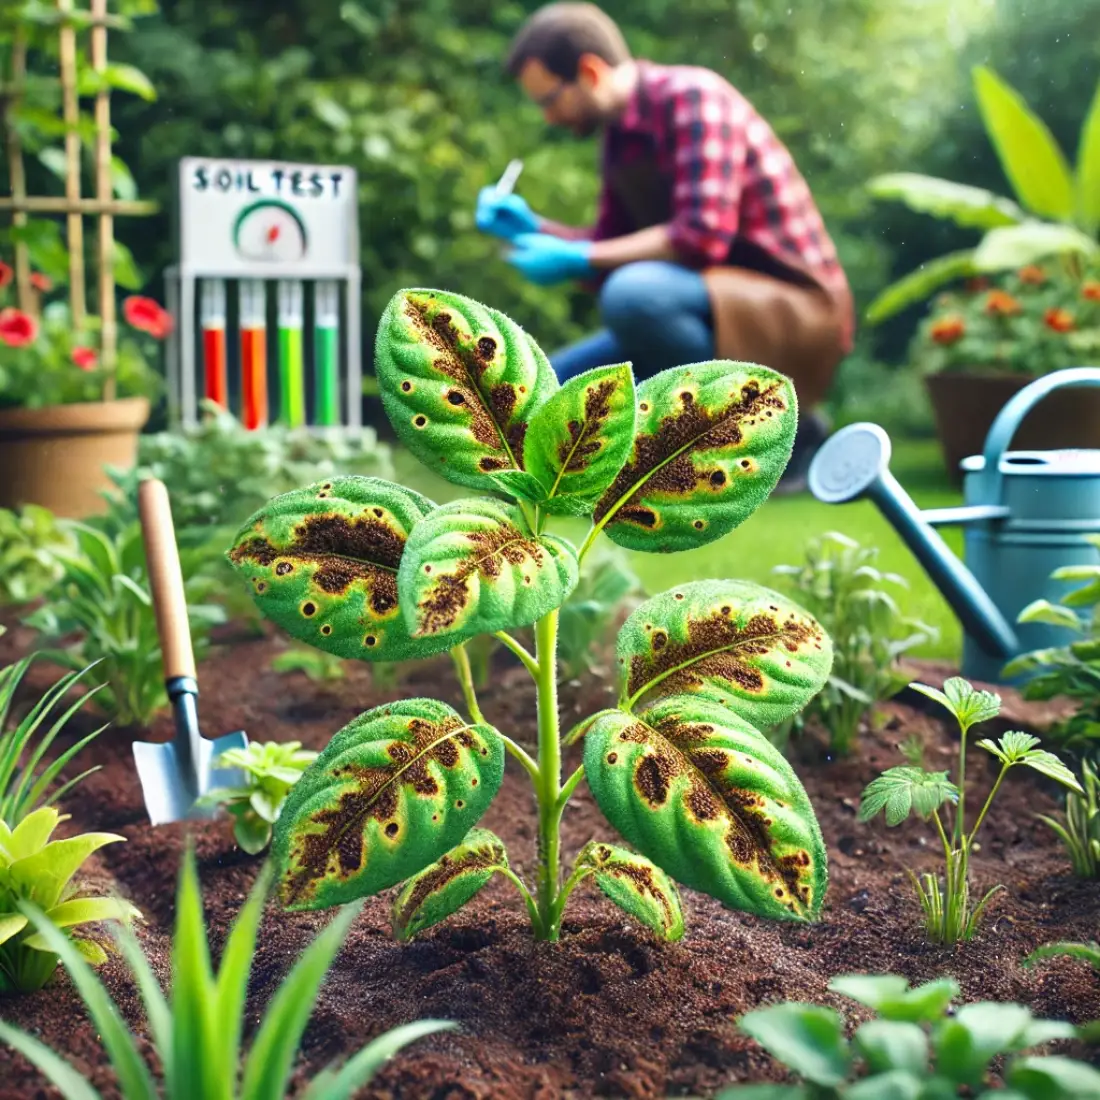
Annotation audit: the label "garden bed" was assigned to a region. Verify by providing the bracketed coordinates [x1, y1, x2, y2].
[0, 620, 1097, 1100]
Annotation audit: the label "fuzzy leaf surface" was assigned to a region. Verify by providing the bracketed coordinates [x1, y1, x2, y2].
[227, 476, 447, 663]
[592, 361, 797, 552]
[575, 840, 684, 941]
[617, 580, 832, 728]
[397, 497, 578, 639]
[273, 700, 503, 910]
[584, 695, 827, 921]
[374, 288, 558, 490]
[391, 827, 508, 941]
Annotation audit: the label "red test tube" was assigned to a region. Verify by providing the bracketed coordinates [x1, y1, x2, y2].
[200, 280, 227, 409]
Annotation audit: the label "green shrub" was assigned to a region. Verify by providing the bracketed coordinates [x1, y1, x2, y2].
[0, 505, 72, 608]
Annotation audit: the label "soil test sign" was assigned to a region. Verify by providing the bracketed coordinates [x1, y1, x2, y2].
[178, 157, 359, 277]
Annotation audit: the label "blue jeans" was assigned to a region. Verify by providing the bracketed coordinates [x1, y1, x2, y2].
[550, 261, 714, 383]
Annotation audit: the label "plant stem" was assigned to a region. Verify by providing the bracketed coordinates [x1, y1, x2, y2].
[498, 732, 540, 782]
[493, 631, 539, 678]
[557, 764, 586, 813]
[548, 864, 593, 938]
[449, 644, 484, 724]
[954, 720, 969, 848]
[498, 866, 544, 936]
[968, 764, 1010, 846]
[533, 609, 562, 941]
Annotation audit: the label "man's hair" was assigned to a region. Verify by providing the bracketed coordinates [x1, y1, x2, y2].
[505, 3, 631, 81]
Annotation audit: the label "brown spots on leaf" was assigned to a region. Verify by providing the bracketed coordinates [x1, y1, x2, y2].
[709, 470, 727, 489]
[606, 752, 618, 764]
[593, 378, 787, 528]
[446, 390, 465, 405]
[301, 601, 318, 617]
[556, 377, 618, 475]
[401, 380, 413, 393]
[626, 608, 819, 701]
[416, 522, 545, 635]
[364, 634, 379, 648]
[633, 752, 677, 808]
[693, 519, 705, 530]
[255, 581, 267, 594]
[477, 336, 497, 361]
[275, 561, 294, 576]
[230, 536, 279, 568]
[395, 835, 505, 930]
[413, 415, 428, 429]
[320, 624, 333, 636]
[385, 822, 399, 838]
[586, 846, 677, 931]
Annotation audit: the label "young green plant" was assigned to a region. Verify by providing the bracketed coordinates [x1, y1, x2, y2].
[0, 806, 138, 994]
[771, 531, 937, 755]
[720, 972, 1100, 1098]
[0, 845, 452, 1096]
[1036, 757, 1100, 878]
[859, 677, 1083, 944]
[198, 741, 317, 854]
[226, 288, 833, 943]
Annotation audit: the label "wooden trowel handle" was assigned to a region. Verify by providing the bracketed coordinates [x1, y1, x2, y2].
[138, 478, 196, 682]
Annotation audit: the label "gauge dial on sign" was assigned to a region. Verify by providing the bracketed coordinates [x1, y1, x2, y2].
[233, 200, 308, 262]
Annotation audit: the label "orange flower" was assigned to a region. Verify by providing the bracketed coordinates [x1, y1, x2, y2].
[1018, 265, 1046, 285]
[123, 296, 173, 340]
[72, 346, 98, 371]
[0, 307, 37, 347]
[985, 290, 1022, 316]
[1044, 307, 1075, 333]
[29, 271, 52, 293]
[930, 315, 966, 344]
[1082, 281, 1100, 302]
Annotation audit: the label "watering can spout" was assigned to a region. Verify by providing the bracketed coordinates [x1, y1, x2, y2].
[807, 424, 1018, 661]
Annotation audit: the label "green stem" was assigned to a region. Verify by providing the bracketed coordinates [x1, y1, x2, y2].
[497, 867, 544, 936]
[968, 764, 1010, 848]
[499, 733, 540, 782]
[548, 864, 594, 938]
[556, 764, 586, 814]
[955, 721, 969, 848]
[493, 631, 540, 678]
[449, 644, 485, 725]
[533, 609, 562, 941]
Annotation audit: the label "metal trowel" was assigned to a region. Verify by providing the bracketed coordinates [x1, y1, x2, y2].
[133, 478, 249, 825]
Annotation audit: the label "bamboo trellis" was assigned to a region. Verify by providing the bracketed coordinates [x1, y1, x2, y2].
[1, 0, 157, 397]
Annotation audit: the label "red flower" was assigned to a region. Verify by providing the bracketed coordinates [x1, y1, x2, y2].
[985, 290, 1022, 316]
[0, 308, 38, 347]
[30, 272, 52, 293]
[0, 261, 12, 290]
[1044, 307, 1075, 333]
[1082, 281, 1100, 302]
[930, 315, 966, 345]
[123, 296, 173, 340]
[1018, 265, 1046, 285]
[72, 346, 98, 371]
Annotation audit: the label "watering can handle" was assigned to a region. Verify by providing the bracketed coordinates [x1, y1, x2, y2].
[138, 478, 196, 682]
[978, 367, 1100, 503]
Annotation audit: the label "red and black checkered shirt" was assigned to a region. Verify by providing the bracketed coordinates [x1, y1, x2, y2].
[591, 61, 853, 349]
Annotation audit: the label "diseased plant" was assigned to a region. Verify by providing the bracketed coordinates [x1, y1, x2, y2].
[1003, 542, 1100, 761]
[23, 516, 225, 726]
[771, 531, 936, 755]
[0, 806, 138, 994]
[1037, 758, 1100, 879]
[0, 846, 452, 1096]
[198, 742, 318, 855]
[0, 656, 106, 828]
[226, 288, 833, 943]
[0, 504, 72, 607]
[859, 677, 1082, 944]
[720, 972, 1100, 1098]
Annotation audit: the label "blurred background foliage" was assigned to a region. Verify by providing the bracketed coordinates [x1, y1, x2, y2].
[11, 0, 1100, 428]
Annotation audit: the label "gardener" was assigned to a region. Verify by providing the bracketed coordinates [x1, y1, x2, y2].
[476, 1, 854, 490]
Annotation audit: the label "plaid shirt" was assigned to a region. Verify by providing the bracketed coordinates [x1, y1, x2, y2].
[592, 61, 853, 349]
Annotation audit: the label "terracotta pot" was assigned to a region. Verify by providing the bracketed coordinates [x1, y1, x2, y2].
[924, 369, 1100, 485]
[0, 397, 150, 517]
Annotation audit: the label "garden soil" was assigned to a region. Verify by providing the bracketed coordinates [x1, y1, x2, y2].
[1, 620, 1098, 1099]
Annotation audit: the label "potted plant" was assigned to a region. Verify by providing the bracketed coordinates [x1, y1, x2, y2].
[0, 0, 163, 517]
[865, 65, 1100, 479]
[912, 263, 1100, 478]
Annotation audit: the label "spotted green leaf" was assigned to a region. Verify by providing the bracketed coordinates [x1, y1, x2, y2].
[584, 694, 827, 921]
[227, 476, 453, 664]
[397, 497, 578, 640]
[391, 827, 508, 941]
[574, 839, 684, 941]
[522, 364, 636, 514]
[374, 288, 558, 490]
[592, 361, 797, 552]
[617, 580, 832, 728]
[272, 699, 504, 911]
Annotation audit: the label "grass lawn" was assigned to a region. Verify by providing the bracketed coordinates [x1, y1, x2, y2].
[392, 435, 964, 661]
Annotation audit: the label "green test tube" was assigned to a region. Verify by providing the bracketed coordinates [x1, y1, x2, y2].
[277, 280, 306, 427]
[314, 280, 341, 426]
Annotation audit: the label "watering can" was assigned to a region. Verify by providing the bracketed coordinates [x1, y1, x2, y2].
[807, 367, 1100, 684]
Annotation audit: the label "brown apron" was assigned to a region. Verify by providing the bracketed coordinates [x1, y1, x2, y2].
[604, 157, 849, 408]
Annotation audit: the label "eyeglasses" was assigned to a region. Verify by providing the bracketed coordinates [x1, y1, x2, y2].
[533, 82, 569, 109]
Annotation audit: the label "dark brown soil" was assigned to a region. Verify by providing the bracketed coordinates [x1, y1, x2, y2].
[1, 619, 1098, 1099]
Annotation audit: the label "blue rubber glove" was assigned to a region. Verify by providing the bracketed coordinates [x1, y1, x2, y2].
[476, 186, 540, 240]
[506, 233, 593, 286]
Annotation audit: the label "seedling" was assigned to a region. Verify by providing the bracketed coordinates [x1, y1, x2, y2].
[1037, 758, 1100, 878]
[0, 805, 138, 994]
[1024, 940, 1100, 973]
[859, 677, 1082, 944]
[721, 972, 1100, 1097]
[227, 288, 833, 943]
[0, 846, 452, 1096]
[198, 741, 317, 854]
